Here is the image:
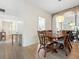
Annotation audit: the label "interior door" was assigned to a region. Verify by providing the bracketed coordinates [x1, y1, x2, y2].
[2, 21, 12, 41]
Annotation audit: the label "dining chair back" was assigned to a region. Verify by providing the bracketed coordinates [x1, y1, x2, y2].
[38, 31, 47, 45]
[38, 30, 54, 57]
[46, 30, 52, 36]
[63, 34, 72, 56]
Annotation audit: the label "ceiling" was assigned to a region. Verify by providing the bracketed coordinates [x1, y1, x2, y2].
[27, 0, 79, 14]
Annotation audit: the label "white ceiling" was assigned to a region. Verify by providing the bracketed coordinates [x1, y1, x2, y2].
[27, 0, 79, 14]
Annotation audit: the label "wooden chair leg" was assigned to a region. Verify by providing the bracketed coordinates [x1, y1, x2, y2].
[64, 46, 68, 56]
[69, 39, 72, 49]
[68, 45, 71, 52]
[68, 43, 72, 52]
[44, 49, 47, 57]
[38, 45, 41, 53]
[69, 43, 72, 49]
[65, 50, 68, 56]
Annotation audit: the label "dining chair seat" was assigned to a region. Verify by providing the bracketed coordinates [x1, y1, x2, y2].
[57, 39, 64, 44]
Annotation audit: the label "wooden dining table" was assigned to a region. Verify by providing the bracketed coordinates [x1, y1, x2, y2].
[46, 34, 65, 53]
[46, 34, 64, 41]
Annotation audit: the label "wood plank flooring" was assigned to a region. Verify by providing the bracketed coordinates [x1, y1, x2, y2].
[0, 43, 79, 59]
[68, 43, 79, 59]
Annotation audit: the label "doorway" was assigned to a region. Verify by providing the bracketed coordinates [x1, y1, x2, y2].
[0, 19, 17, 42]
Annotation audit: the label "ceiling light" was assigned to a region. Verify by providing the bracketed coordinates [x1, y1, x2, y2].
[58, 0, 62, 2]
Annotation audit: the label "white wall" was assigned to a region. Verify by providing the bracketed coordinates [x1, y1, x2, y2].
[0, 0, 18, 16]
[17, 0, 52, 47]
[0, 0, 51, 47]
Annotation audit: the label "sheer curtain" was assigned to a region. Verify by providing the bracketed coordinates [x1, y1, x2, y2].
[38, 17, 46, 31]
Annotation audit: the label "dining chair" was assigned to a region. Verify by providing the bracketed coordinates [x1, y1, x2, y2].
[57, 34, 72, 56]
[63, 34, 72, 55]
[46, 30, 58, 53]
[38, 30, 53, 57]
[67, 34, 72, 51]
[65, 31, 72, 49]
[46, 30, 53, 40]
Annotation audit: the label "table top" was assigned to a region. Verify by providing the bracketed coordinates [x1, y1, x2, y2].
[12, 34, 22, 35]
[46, 34, 64, 39]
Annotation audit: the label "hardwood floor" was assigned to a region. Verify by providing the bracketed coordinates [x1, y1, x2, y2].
[0, 42, 79, 59]
[68, 43, 79, 59]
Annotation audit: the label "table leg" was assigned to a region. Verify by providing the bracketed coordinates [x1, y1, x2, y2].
[12, 35, 13, 45]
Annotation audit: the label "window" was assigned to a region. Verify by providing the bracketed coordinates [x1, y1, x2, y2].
[56, 16, 64, 31]
[38, 17, 46, 31]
